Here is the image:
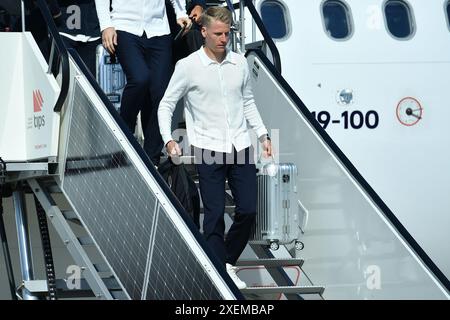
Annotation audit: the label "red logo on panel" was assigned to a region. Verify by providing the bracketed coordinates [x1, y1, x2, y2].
[33, 90, 44, 113]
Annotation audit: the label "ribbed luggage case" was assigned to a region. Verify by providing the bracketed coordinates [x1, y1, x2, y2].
[250, 163, 305, 251]
[96, 45, 126, 111]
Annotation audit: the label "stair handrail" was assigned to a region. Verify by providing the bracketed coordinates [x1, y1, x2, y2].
[243, 0, 281, 73]
[223, 0, 282, 73]
[35, 0, 70, 113]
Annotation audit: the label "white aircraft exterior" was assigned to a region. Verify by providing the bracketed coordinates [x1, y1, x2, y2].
[243, 0, 450, 278]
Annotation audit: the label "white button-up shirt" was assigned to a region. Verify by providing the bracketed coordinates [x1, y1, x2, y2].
[158, 47, 268, 153]
[95, 0, 187, 38]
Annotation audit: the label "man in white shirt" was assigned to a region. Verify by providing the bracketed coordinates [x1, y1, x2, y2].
[158, 7, 272, 289]
[95, 0, 192, 165]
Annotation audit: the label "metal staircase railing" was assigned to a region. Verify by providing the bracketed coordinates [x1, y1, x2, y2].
[34, 0, 70, 112]
[29, 178, 125, 299]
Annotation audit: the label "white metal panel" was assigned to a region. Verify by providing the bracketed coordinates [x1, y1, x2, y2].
[247, 52, 449, 299]
[21, 33, 60, 160]
[0, 32, 60, 162]
[0, 33, 26, 161]
[246, 0, 450, 280]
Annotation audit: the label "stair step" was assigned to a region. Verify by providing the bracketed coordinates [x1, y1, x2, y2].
[241, 285, 325, 295]
[94, 263, 111, 273]
[56, 277, 121, 290]
[47, 184, 62, 193]
[111, 290, 128, 300]
[62, 210, 80, 222]
[55, 277, 124, 299]
[97, 277, 121, 291]
[78, 236, 94, 246]
[235, 258, 304, 268]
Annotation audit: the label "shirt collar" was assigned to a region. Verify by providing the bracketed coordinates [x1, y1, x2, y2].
[198, 46, 236, 66]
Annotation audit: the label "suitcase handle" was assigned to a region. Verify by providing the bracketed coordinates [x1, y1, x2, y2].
[257, 153, 275, 163]
[297, 199, 309, 234]
[257, 154, 278, 177]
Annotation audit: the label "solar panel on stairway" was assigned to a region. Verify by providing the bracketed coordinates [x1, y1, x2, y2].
[60, 78, 226, 299]
[145, 212, 222, 299]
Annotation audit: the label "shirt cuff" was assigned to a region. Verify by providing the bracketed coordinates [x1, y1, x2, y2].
[175, 12, 189, 20]
[99, 22, 114, 32]
[162, 135, 174, 147]
[256, 128, 269, 141]
[259, 134, 271, 143]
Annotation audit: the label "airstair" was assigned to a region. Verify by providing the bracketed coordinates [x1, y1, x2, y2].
[0, 0, 448, 300]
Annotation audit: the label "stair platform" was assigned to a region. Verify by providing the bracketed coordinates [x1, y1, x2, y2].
[236, 258, 304, 268]
[241, 285, 325, 295]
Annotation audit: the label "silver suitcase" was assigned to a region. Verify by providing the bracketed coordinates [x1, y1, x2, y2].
[250, 163, 305, 251]
[96, 45, 127, 111]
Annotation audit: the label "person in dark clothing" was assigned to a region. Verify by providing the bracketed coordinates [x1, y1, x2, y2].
[25, 0, 62, 60]
[57, 0, 101, 76]
[95, 0, 192, 166]
[0, 0, 21, 17]
[0, 6, 12, 31]
[167, 0, 206, 63]
[187, 0, 205, 25]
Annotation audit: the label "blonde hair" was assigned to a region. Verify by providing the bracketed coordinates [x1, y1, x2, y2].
[201, 7, 232, 27]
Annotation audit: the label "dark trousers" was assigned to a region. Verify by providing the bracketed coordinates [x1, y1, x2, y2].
[195, 147, 257, 266]
[115, 31, 173, 165]
[61, 36, 101, 78]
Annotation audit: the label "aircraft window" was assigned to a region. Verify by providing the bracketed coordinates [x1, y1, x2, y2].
[384, 0, 415, 39]
[322, 0, 353, 40]
[260, 0, 290, 39]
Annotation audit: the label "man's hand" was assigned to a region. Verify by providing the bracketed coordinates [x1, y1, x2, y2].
[102, 27, 117, 54]
[261, 138, 273, 159]
[166, 140, 182, 158]
[189, 5, 204, 25]
[176, 17, 193, 35]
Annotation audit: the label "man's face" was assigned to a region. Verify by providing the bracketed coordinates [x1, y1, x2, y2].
[202, 19, 230, 55]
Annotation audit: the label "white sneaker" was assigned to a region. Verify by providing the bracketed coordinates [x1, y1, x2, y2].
[226, 263, 247, 289]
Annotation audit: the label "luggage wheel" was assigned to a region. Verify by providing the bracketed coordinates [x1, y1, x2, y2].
[295, 241, 304, 251]
[269, 241, 279, 251]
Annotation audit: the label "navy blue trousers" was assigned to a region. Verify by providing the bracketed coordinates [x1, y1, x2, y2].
[195, 147, 257, 266]
[115, 31, 173, 165]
